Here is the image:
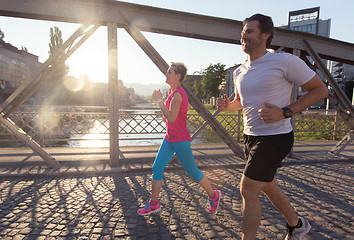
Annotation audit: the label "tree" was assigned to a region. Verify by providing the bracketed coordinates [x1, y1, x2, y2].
[183, 73, 204, 99]
[194, 78, 204, 100]
[183, 75, 194, 90]
[48, 26, 68, 74]
[201, 63, 226, 100]
[0, 28, 4, 40]
[45, 26, 69, 104]
[48, 26, 63, 56]
[21, 46, 28, 52]
[118, 80, 132, 105]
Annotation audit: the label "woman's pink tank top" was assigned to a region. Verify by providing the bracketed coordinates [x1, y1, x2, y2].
[164, 86, 191, 142]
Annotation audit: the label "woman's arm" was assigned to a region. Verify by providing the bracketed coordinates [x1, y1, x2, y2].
[158, 92, 182, 124]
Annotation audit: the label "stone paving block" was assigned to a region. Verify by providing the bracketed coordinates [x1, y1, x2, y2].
[0, 159, 352, 239]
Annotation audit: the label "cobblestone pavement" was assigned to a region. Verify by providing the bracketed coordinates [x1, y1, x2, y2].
[0, 159, 353, 239]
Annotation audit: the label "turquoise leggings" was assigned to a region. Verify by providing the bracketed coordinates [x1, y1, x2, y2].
[152, 138, 205, 182]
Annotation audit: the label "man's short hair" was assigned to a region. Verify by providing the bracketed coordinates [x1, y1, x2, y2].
[243, 14, 274, 48]
[171, 62, 187, 82]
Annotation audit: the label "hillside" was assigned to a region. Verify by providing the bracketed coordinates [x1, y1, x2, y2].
[125, 82, 169, 97]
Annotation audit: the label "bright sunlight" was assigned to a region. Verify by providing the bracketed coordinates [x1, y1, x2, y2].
[66, 27, 108, 84]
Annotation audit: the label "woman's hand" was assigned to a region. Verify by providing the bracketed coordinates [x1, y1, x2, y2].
[152, 89, 163, 101]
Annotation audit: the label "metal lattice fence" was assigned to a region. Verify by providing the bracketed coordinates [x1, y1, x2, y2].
[0, 105, 349, 147]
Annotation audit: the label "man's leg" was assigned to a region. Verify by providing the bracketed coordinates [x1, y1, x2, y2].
[262, 178, 299, 227]
[240, 175, 267, 240]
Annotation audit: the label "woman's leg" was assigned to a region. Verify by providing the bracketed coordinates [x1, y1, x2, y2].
[151, 138, 175, 200]
[198, 175, 215, 197]
[174, 141, 214, 197]
[137, 139, 175, 215]
[151, 180, 163, 201]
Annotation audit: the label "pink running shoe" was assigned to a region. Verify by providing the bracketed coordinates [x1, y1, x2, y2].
[208, 190, 221, 213]
[137, 200, 161, 216]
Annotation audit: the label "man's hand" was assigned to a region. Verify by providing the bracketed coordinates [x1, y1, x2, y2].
[258, 102, 285, 123]
[216, 94, 230, 111]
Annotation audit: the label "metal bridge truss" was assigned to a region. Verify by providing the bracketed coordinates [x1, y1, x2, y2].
[0, 23, 100, 168]
[0, 0, 353, 168]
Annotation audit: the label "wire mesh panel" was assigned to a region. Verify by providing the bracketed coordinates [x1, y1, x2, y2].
[294, 111, 349, 140]
[0, 106, 348, 147]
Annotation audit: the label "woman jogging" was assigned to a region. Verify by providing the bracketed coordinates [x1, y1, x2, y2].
[137, 62, 221, 216]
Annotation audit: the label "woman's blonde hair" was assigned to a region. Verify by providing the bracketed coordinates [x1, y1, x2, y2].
[171, 62, 187, 82]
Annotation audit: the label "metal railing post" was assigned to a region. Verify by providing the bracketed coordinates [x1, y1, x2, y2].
[108, 22, 120, 167]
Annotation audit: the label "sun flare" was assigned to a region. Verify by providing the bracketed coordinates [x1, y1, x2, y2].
[66, 37, 108, 84]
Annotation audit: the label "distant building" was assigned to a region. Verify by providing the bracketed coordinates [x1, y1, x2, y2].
[287, 7, 331, 37]
[330, 61, 354, 103]
[0, 40, 42, 104]
[284, 7, 354, 105]
[95, 82, 109, 105]
[222, 65, 240, 98]
[281, 7, 328, 107]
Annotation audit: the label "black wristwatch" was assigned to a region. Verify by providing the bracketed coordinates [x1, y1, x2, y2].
[282, 107, 293, 118]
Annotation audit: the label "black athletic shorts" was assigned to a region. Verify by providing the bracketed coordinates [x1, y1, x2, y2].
[243, 131, 294, 182]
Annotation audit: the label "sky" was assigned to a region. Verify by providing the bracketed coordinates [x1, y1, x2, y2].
[0, 0, 353, 86]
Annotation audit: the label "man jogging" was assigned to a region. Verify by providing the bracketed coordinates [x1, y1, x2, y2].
[217, 14, 328, 240]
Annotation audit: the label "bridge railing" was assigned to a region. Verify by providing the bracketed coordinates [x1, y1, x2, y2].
[0, 105, 348, 147]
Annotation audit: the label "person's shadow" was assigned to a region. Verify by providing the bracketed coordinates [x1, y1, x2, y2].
[113, 167, 242, 239]
[112, 171, 172, 239]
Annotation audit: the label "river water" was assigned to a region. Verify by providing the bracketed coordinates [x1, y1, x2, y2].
[67, 103, 165, 147]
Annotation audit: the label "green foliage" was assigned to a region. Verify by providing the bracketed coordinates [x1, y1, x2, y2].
[203, 104, 216, 110]
[294, 115, 348, 141]
[183, 75, 194, 89]
[48, 26, 63, 56]
[201, 63, 226, 99]
[0, 28, 4, 40]
[48, 26, 68, 74]
[21, 46, 28, 52]
[43, 26, 71, 104]
[187, 109, 348, 143]
[187, 63, 226, 101]
[194, 79, 204, 99]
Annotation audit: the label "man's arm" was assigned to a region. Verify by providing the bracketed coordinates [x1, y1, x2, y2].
[216, 94, 243, 111]
[288, 74, 328, 114]
[258, 74, 328, 123]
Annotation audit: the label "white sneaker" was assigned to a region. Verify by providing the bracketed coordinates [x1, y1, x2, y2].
[285, 217, 311, 240]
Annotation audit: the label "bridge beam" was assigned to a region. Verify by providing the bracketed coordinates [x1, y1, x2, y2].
[0, 0, 353, 64]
